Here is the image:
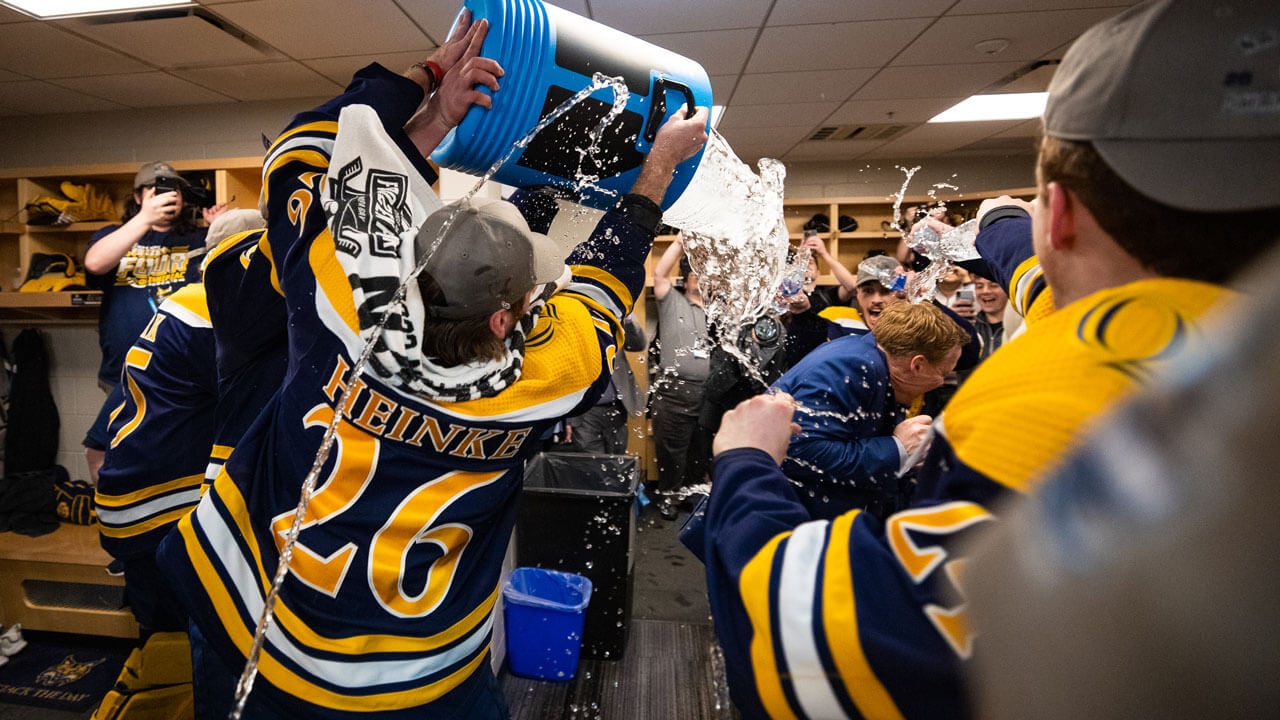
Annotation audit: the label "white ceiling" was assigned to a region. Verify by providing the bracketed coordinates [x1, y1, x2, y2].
[0, 0, 1139, 165]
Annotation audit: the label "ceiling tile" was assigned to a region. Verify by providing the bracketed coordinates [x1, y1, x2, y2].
[0, 68, 22, 82]
[592, 0, 771, 35]
[67, 14, 273, 68]
[854, 62, 1024, 99]
[709, 74, 739, 105]
[860, 120, 1023, 159]
[942, 135, 1040, 157]
[827, 97, 962, 125]
[893, 8, 1125, 66]
[305, 52, 429, 86]
[717, 103, 839, 130]
[0, 5, 28, 22]
[949, 0, 1139, 14]
[393, 0, 466, 44]
[783, 139, 888, 162]
[0, 22, 149, 79]
[0, 80, 127, 114]
[1000, 62, 1058, 93]
[747, 18, 932, 73]
[767, 0, 956, 25]
[993, 118, 1043, 138]
[719, 125, 814, 149]
[731, 68, 876, 106]
[639, 28, 757, 77]
[212, 0, 430, 59]
[173, 61, 341, 101]
[50, 71, 233, 107]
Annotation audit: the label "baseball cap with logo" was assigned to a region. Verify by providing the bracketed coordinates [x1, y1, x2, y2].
[856, 255, 904, 289]
[1044, 0, 1280, 212]
[133, 161, 188, 190]
[419, 197, 566, 320]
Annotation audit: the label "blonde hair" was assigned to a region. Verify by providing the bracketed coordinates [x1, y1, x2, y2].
[872, 301, 969, 365]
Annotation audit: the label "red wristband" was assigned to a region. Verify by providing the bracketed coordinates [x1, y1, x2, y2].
[424, 60, 444, 90]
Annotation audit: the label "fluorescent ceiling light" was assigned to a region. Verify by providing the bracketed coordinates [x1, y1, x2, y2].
[710, 105, 726, 129]
[1, 0, 192, 18]
[928, 92, 1048, 123]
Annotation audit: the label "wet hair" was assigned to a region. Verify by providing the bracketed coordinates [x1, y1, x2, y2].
[1037, 136, 1280, 284]
[872, 301, 969, 365]
[416, 272, 518, 365]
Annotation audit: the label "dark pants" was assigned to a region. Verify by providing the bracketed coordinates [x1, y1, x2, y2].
[122, 552, 188, 635]
[650, 378, 712, 494]
[568, 401, 629, 455]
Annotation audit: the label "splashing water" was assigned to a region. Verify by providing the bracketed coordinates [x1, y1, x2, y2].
[887, 165, 983, 305]
[660, 130, 792, 395]
[230, 73, 633, 720]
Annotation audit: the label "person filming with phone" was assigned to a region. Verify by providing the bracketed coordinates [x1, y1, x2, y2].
[82, 161, 227, 487]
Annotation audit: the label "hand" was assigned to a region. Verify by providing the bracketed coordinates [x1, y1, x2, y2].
[422, 18, 503, 130]
[801, 234, 830, 258]
[139, 186, 180, 226]
[648, 105, 709, 171]
[713, 392, 800, 465]
[892, 415, 933, 458]
[976, 195, 1035, 224]
[908, 216, 951, 248]
[202, 202, 228, 225]
[786, 291, 811, 314]
[428, 9, 481, 76]
[559, 424, 573, 444]
[951, 298, 977, 319]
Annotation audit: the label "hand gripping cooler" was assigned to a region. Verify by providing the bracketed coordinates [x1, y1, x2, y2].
[431, 0, 713, 209]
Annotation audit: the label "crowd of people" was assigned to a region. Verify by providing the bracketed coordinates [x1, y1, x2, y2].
[72, 0, 1278, 718]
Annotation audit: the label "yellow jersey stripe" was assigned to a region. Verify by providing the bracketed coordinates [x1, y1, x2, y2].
[95, 472, 204, 507]
[824, 511, 905, 720]
[741, 533, 798, 720]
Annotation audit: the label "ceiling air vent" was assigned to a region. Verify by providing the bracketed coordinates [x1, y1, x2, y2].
[807, 124, 909, 142]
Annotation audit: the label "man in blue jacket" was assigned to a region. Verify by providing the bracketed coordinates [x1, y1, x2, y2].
[772, 300, 968, 520]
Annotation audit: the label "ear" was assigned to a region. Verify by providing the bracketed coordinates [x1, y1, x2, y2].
[1045, 181, 1078, 252]
[908, 354, 928, 375]
[487, 308, 512, 339]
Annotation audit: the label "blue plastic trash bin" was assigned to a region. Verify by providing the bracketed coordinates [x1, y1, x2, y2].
[503, 566, 593, 681]
[431, 0, 713, 209]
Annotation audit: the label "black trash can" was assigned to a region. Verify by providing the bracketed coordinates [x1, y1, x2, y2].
[517, 451, 639, 659]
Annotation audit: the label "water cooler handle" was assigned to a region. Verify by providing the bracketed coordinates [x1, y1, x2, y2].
[644, 77, 697, 143]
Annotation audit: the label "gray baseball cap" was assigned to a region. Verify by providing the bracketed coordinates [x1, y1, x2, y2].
[134, 160, 187, 190]
[420, 197, 565, 320]
[856, 255, 903, 289]
[1044, 0, 1280, 212]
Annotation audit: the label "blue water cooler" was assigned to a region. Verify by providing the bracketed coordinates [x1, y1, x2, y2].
[431, 0, 713, 209]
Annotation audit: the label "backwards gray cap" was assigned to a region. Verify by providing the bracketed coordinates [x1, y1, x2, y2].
[856, 255, 903, 289]
[134, 161, 187, 190]
[420, 197, 566, 320]
[1044, 0, 1280, 212]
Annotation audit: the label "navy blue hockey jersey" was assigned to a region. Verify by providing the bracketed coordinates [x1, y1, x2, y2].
[160, 64, 651, 717]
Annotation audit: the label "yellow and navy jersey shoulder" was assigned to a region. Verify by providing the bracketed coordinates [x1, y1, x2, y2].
[160, 64, 645, 718]
[697, 278, 1234, 720]
[202, 227, 288, 487]
[95, 283, 215, 560]
[818, 305, 867, 333]
[930, 277, 1231, 497]
[700, 448, 988, 720]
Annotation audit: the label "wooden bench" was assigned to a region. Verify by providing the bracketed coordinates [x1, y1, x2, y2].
[0, 523, 139, 638]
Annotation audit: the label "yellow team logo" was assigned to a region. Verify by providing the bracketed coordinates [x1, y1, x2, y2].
[1076, 295, 1186, 381]
[36, 655, 107, 687]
